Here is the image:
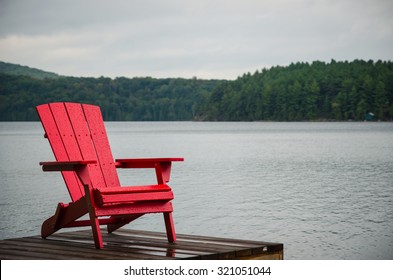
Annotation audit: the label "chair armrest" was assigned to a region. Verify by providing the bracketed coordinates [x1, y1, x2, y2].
[40, 160, 97, 187]
[40, 160, 97, 172]
[115, 158, 184, 168]
[115, 158, 184, 184]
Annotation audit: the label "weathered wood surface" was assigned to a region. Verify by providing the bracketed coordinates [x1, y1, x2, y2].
[0, 229, 283, 260]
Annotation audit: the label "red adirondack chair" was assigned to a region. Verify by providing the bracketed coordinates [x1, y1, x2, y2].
[36, 102, 183, 249]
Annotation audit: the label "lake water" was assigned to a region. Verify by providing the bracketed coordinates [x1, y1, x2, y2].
[0, 121, 392, 259]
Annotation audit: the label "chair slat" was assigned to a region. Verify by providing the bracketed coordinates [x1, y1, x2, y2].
[36, 103, 83, 201]
[96, 191, 174, 205]
[98, 185, 171, 194]
[49, 103, 83, 160]
[82, 104, 120, 188]
[65, 103, 107, 189]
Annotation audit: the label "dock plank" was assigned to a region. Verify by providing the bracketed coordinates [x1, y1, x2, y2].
[0, 229, 283, 260]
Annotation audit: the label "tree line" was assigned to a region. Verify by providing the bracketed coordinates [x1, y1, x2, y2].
[0, 74, 218, 121]
[195, 60, 393, 121]
[0, 61, 59, 79]
[1, 59, 392, 121]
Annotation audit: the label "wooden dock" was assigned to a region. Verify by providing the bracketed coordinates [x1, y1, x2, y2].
[0, 229, 283, 260]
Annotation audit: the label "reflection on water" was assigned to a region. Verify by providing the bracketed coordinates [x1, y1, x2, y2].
[1, 121, 392, 259]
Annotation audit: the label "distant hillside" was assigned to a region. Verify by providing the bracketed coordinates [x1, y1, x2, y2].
[1, 59, 392, 121]
[195, 60, 393, 121]
[0, 73, 221, 121]
[0, 61, 59, 79]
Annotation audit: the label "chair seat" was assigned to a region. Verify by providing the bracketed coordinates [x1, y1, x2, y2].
[94, 184, 174, 206]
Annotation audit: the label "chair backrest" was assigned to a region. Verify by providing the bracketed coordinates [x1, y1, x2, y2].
[36, 102, 120, 202]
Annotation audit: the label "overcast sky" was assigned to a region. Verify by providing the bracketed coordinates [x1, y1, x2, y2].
[0, 0, 392, 79]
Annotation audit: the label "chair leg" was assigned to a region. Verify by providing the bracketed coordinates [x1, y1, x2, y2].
[163, 212, 176, 243]
[41, 202, 67, 238]
[86, 202, 103, 248]
[41, 215, 59, 238]
[42, 199, 88, 238]
[83, 184, 104, 249]
[89, 215, 103, 249]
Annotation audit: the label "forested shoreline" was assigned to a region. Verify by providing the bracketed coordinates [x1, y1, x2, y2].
[196, 60, 393, 121]
[0, 74, 219, 121]
[1, 60, 392, 121]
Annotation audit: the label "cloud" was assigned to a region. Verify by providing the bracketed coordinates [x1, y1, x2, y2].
[0, 0, 392, 79]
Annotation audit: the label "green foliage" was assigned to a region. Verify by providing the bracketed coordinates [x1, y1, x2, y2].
[0, 72, 219, 121]
[1, 60, 393, 121]
[197, 60, 393, 121]
[0, 61, 59, 79]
